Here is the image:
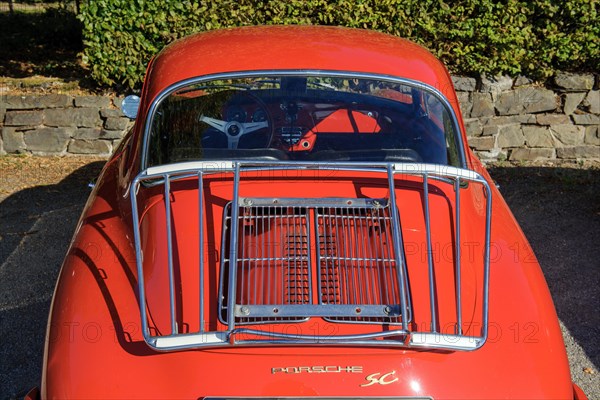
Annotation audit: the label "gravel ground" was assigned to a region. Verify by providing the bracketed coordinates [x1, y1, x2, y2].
[0, 155, 598, 399]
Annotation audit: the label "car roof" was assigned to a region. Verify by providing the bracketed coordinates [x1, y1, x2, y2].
[143, 25, 456, 104]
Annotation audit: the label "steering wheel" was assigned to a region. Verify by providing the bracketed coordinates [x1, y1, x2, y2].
[199, 92, 273, 150]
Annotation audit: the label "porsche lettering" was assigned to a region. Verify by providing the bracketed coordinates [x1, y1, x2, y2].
[272, 366, 363, 374]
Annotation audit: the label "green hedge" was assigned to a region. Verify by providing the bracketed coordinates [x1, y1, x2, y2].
[80, 0, 599, 90]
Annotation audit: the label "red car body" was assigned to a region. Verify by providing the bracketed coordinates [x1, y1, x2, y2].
[37, 26, 586, 399]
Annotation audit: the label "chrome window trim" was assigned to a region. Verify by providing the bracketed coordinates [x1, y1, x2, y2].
[140, 70, 467, 170]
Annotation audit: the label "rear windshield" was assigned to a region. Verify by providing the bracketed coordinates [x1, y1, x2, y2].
[146, 74, 461, 167]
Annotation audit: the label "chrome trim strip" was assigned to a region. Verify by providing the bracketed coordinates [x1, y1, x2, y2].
[141, 160, 479, 180]
[410, 332, 480, 350]
[146, 161, 233, 175]
[154, 331, 229, 348]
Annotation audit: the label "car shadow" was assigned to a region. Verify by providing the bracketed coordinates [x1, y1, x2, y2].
[0, 160, 105, 399]
[0, 161, 597, 398]
[488, 165, 600, 373]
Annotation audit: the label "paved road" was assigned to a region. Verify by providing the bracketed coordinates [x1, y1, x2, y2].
[0, 160, 103, 399]
[0, 160, 598, 399]
[490, 164, 599, 398]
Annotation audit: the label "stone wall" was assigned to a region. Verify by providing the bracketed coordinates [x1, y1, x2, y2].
[0, 95, 130, 156]
[1, 72, 598, 161]
[454, 72, 599, 161]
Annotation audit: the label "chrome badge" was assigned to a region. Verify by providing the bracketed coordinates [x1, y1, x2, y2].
[361, 371, 399, 387]
[271, 365, 363, 374]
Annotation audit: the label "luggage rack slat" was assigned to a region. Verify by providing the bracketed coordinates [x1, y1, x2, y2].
[198, 171, 205, 332]
[386, 164, 410, 331]
[455, 177, 462, 334]
[423, 172, 437, 333]
[131, 161, 491, 351]
[164, 174, 177, 335]
[227, 163, 242, 331]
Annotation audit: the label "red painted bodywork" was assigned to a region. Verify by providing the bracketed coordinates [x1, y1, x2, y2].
[40, 26, 582, 399]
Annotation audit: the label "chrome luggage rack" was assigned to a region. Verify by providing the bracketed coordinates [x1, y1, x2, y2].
[131, 161, 492, 352]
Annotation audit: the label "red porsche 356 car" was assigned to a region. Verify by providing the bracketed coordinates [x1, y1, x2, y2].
[36, 26, 586, 399]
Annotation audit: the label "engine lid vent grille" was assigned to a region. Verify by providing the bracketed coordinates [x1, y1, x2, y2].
[219, 198, 408, 325]
[316, 205, 402, 324]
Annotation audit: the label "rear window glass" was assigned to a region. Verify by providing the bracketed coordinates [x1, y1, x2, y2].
[146, 75, 461, 167]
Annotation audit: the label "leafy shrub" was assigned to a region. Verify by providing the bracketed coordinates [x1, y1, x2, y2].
[79, 0, 599, 90]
